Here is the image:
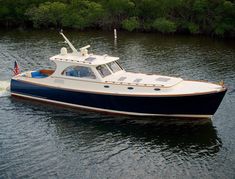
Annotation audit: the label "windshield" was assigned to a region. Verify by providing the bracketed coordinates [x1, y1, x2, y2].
[96, 65, 111, 78]
[107, 61, 122, 73]
[62, 66, 96, 79]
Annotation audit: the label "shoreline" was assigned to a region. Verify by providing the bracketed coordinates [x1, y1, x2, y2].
[0, 27, 234, 40]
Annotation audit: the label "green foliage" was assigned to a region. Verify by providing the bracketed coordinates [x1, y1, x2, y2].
[152, 18, 177, 33]
[104, 0, 135, 16]
[122, 17, 139, 31]
[0, 6, 10, 18]
[214, 20, 235, 37]
[26, 2, 67, 27]
[214, 0, 235, 36]
[142, 20, 153, 31]
[62, 0, 104, 29]
[193, 0, 209, 13]
[101, 0, 135, 28]
[0, 0, 234, 37]
[25, 0, 104, 29]
[187, 22, 199, 34]
[136, 0, 161, 20]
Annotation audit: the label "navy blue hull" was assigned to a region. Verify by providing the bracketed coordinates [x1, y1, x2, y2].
[10, 79, 226, 116]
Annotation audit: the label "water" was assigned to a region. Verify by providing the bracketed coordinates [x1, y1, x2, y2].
[0, 30, 234, 178]
[0, 81, 10, 97]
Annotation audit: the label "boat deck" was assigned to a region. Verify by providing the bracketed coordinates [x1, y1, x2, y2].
[104, 72, 183, 88]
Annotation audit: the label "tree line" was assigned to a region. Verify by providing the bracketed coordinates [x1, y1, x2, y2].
[0, 0, 234, 37]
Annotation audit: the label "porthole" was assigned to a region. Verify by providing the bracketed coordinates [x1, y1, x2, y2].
[104, 85, 110, 88]
[154, 88, 161, 91]
[128, 87, 134, 90]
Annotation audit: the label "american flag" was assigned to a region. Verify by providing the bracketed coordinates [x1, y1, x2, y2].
[13, 61, 20, 76]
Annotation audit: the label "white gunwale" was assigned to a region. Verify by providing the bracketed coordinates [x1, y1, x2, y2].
[12, 78, 226, 97]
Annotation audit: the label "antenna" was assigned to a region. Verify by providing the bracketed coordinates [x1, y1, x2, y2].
[59, 30, 78, 54]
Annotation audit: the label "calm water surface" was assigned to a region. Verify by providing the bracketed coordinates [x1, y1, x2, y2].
[0, 30, 234, 178]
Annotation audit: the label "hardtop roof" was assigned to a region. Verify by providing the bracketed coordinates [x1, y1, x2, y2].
[50, 52, 119, 66]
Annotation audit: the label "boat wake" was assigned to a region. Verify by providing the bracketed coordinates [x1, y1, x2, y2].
[0, 80, 10, 97]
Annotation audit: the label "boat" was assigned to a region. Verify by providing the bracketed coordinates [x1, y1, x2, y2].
[10, 32, 227, 118]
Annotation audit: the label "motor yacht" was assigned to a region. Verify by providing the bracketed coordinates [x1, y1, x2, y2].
[10, 32, 227, 118]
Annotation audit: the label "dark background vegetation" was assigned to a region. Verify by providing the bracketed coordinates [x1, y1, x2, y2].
[0, 0, 234, 37]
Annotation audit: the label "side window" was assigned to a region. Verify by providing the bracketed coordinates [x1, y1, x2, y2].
[96, 65, 112, 78]
[107, 61, 122, 73]
[62, 66, 96, 79]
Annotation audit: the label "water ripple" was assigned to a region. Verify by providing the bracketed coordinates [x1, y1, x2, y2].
[0, 30, 234, 178]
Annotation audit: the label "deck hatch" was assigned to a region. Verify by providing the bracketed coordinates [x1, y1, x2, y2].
[156, 77, 170, 82]
[118, 77, 127, 81]
[133, 78, 142, 83]
[85, 57, 96, 62]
